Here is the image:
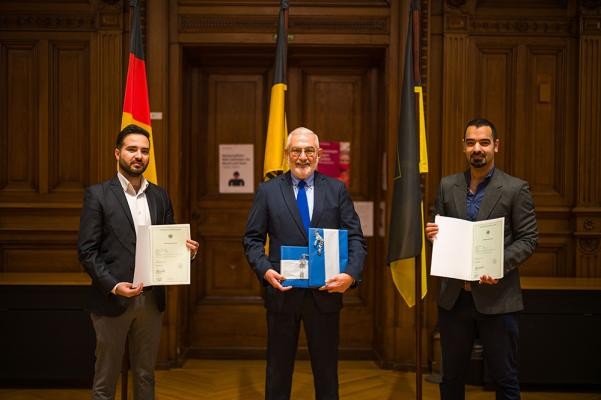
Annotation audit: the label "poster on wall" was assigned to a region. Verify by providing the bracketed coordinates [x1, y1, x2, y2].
[317, 141, 350, 189]
[219, 144, 254, 193]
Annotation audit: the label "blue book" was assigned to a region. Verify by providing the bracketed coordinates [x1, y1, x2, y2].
[280, 228, 348, 288]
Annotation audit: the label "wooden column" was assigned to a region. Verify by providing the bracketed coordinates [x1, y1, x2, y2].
[442, 7, 470, 176]
[575, 4, 601, 277]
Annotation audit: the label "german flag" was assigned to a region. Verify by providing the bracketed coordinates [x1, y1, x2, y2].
[121, 0, 157, 184]
[387, 2, 429, 308]
[263, 0, 289, 181]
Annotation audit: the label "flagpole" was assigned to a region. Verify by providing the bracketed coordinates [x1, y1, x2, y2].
[411, 2, 423, 399]
[120, 3, 139, 399]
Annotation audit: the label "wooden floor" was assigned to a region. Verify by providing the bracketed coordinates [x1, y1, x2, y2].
[1, 360, 600, 400]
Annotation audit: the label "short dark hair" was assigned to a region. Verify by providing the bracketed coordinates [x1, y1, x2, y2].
[464, 118, 497, 141]
[116, 124, 150, 149]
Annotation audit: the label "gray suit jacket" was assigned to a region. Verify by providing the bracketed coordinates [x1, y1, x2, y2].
[434, 168, 538, 314]
[78, 175, 175, 316]
[243, 171, 367, 313]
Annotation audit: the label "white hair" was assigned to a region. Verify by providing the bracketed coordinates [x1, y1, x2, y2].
[286, 127, 320, 149]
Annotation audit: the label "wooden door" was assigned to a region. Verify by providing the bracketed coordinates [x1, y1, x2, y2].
[184, 46, 384, 358]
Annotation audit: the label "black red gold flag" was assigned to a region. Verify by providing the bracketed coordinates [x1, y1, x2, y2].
[121, 0, 157, 183]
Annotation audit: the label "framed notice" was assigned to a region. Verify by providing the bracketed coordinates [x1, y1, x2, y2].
[219, 144, 254, 193]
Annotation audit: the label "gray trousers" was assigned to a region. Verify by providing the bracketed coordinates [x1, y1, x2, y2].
[90, 291, 163, 400]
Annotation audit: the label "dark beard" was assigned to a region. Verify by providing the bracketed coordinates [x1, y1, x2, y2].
[119, 157, 147, 177]
[470, 155, 487, 168]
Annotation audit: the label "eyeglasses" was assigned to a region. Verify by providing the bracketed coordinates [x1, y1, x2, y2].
[289, 147, 317, 158]
[463, 138, 493, 147]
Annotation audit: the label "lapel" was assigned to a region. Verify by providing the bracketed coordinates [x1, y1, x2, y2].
[145, 183, 159, 225]
[108, 176, 136, 253]
[476, 169, 503, 221]
[279, 172, 307, 239]
[109, 176, 135, 231]
[451, 173, 468, 219]
[311, 172, 325, 228]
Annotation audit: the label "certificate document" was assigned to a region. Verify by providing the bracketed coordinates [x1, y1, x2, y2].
[134, 224, 191, 286]
[430, 216, 504, 281]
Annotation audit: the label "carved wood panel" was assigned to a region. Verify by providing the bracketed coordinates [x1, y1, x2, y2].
[0, 39, 39, 193]
[49, 40, 90, 193]
[0, 0, 123, 276]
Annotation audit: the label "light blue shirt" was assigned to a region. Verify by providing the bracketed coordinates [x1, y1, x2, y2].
[291, 173, 315, 220]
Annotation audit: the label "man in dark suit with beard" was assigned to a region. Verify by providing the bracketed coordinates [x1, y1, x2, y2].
[78, 124, 199, 400]
[426, 118, 538, 400]
[243, 127, 367, 400]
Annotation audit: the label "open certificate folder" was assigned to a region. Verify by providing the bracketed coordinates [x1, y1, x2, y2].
[134, 224, 191, 286]
[430, 216, 504, 281]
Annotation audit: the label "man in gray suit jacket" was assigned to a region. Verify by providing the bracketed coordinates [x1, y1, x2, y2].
[243, 127, 367, 400]
[78, 125, 199, 400]
[425, 119, 537, 400]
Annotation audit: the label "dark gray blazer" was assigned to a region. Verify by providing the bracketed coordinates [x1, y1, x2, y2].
[434, 168, 538, 314]
[243, 171, 367, 313]
[78, 175, 174, 316]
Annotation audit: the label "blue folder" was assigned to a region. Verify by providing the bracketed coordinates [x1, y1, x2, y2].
[281, 228, 348, 288]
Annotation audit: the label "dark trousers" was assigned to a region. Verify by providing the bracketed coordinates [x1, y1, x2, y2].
[438, 290, 520, 400]
[90, 291, 163, 400]
[265, 290, 340, 400]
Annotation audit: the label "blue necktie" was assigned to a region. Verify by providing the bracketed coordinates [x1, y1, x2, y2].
[296, 180, 310, 236]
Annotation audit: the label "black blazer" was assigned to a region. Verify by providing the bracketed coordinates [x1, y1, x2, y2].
[78, 176, 175, 316]
[243, 171, 367, 313]
[434, 168, 538, 314]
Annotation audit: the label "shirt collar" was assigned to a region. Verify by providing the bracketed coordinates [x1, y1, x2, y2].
[117, 171, 149, 195]
[291, 172, 315, 188]
[465, 166, 495, 187]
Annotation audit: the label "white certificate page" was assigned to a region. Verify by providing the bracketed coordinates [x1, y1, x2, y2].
[134, 224, 191, 286]
[430, 216, 504, 281]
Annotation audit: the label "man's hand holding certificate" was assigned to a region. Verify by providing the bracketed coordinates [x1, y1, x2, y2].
[430, 215, 505, 281]
[134, 224, 192, 286]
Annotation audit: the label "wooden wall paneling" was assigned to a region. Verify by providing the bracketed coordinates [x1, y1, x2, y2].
[147, 0, 169, 186]
[49, 39, 90, 193]
[521, 235, 572, 276]
[95, 30, 123, 185]
[0, 38, 40, 195]
[187, 63, 267, 356]
[2, 247, 80, 273]
[521, 41, 575, 208]
[303, 70, 364, 193]
[522, 208, 575, 276]
[0, 0, 123, 301]
[467, 40, 517, 172]
[441, 30, 470, 175]
[575, 11, 601, 277]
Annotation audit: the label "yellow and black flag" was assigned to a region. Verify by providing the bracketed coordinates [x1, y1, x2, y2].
[263, 0, 289, 181]
[121, 0, 157, 184]
[387, 3, 429, 308]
